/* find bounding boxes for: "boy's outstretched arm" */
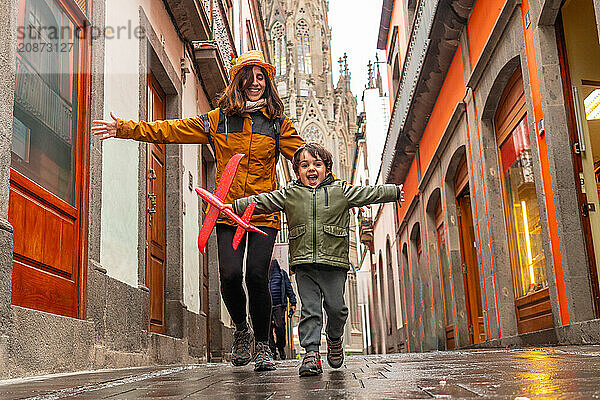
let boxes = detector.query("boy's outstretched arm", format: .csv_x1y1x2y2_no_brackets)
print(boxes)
344,183,404,208
232,188,287,215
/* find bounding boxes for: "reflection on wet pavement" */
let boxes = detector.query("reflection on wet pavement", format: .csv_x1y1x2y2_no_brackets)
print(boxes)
0,346,599,399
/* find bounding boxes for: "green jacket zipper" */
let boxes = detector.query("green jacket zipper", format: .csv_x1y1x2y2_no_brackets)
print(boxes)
312,188,317,263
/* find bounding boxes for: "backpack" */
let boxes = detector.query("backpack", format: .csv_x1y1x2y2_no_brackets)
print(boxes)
199,112,283,160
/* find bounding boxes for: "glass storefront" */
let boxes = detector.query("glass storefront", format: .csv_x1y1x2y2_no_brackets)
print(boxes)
499,115,548,297
12,0,80,205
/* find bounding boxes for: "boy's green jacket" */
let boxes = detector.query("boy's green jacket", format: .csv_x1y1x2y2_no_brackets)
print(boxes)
233,174,401,270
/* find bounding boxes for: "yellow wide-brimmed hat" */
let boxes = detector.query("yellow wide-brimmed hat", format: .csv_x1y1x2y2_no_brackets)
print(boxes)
229,50,276,81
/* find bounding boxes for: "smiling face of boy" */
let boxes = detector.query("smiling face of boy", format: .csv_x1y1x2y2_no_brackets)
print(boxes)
296,150,327,188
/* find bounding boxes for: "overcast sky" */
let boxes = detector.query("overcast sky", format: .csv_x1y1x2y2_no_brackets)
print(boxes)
328,0,389,107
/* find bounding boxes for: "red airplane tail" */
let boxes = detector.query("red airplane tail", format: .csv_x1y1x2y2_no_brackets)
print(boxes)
232,202,266,250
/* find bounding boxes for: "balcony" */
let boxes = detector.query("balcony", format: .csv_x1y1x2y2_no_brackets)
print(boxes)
192,41,229,104
163,0,211,41
190,0,236,105
380,0,475,184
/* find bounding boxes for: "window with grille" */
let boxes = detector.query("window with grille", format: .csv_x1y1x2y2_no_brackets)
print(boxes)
271,21,286,76
296,19,311,74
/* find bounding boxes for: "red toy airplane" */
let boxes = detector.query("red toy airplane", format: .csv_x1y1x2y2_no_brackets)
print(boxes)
195,153,267,255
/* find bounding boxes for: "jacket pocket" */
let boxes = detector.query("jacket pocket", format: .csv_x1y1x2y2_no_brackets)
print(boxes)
322,224,348,259
288,224,307,261
289,224,306,239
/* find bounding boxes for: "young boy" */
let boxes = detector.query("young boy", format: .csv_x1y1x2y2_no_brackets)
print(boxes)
230,143,403,376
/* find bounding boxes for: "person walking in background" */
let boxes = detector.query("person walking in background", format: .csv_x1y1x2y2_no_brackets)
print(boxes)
268,259,297,360
229,143,404,376
91,50,305,372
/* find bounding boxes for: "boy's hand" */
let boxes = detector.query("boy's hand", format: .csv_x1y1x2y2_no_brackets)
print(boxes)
351,205,370,215
398,184,405,206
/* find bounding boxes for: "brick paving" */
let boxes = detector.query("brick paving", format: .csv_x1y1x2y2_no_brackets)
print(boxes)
1,346,599,399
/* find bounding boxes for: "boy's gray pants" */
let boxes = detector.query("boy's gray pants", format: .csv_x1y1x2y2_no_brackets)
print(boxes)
295,264,348,352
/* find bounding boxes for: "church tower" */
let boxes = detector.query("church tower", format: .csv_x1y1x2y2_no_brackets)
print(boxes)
260,0,357,181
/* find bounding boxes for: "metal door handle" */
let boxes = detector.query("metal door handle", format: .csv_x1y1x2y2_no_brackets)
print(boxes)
147,193,157,214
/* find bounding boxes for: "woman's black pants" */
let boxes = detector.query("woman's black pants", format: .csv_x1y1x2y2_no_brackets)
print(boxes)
216,223,278,342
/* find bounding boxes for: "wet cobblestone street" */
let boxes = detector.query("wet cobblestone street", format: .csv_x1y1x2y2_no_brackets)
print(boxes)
1,346,599,399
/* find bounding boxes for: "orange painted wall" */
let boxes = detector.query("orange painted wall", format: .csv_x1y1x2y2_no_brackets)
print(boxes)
419,49,465,171
467,0,506,68
387,0,571,338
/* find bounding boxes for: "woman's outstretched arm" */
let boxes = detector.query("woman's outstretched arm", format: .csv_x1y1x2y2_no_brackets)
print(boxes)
92,110,214,144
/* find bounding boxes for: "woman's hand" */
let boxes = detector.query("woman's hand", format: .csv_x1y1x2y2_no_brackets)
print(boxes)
92,112,118,140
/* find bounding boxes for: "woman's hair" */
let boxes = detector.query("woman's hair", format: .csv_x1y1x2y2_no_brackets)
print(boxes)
217,65,284,119
292,143,334,174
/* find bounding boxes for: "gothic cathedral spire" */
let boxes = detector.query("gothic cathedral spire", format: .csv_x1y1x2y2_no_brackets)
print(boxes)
259,0,357,182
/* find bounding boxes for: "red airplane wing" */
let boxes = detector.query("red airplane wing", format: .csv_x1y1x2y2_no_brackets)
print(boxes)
214,153,244,201
197,154,245,254
232,202,257,250
197,204,219,255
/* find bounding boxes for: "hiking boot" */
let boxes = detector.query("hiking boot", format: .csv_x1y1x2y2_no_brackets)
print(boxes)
299,351,323,376
254,341,276,371
326,336,344,369
231,328,253,366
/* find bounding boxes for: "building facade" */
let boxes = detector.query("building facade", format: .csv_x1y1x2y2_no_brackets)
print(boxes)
375,0,600,352
259,0,363,354
0,0,271,378
352,60,406,355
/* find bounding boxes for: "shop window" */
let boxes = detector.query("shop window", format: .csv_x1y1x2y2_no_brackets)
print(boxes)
495,70,548,298
10,0,88,318
13,0,80,205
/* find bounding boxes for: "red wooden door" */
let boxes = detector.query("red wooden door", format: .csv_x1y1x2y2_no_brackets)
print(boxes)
456,192,485,344
435,203,455,349
9,0,89,318
146,74,166,333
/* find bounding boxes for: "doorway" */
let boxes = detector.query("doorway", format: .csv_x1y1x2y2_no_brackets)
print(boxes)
495,69,553,334
146,73,167,333
455,157,485,344
558,0,600,316
9,0,89,318
435,199,455,349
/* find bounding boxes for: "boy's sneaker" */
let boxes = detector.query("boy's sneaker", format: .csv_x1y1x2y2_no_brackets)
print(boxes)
254,341,276,371
299,351,323,376
326,336,344,369
231,328,253,366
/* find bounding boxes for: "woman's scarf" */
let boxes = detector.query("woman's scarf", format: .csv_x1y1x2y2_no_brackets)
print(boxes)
244,99,267,113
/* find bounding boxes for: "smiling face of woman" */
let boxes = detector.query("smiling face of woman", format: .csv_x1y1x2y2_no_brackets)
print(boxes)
243,66,266,102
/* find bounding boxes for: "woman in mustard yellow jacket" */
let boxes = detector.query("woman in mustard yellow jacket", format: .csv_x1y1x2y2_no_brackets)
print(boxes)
92,50,305,372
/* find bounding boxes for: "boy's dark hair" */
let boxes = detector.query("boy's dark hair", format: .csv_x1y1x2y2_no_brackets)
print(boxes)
292,143,333,174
